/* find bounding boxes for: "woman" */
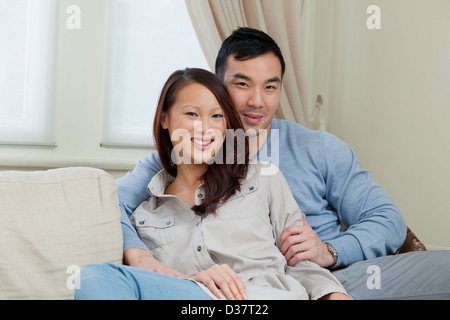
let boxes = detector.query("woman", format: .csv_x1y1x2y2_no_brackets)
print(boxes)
75,68,349,300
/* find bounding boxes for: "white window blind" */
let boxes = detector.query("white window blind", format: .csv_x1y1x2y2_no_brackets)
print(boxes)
102,0,210,147
0,0,57,146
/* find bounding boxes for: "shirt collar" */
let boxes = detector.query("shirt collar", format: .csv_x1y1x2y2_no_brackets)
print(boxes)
146,164,261,208
147,169,175,197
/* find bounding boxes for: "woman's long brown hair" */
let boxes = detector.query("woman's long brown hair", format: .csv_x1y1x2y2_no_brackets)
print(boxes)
153,68,249,215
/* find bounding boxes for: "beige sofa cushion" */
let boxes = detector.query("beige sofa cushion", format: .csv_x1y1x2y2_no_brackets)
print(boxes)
0,167,123,300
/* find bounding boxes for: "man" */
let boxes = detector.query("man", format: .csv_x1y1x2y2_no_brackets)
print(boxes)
118,27,450,299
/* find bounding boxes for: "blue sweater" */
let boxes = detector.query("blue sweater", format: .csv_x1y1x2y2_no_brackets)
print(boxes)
117,119,407,268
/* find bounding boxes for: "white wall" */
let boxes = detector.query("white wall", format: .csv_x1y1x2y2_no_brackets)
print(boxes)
0,0,151,179
314,0,450,247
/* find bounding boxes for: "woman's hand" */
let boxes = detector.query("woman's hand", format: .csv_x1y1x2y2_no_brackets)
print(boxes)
192,264,247,300
124,248,184,277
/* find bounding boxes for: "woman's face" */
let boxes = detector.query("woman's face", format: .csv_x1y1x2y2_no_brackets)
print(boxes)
162,82,227,165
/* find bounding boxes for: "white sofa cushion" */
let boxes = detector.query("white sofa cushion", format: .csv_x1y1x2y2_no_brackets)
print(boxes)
0,167,123,299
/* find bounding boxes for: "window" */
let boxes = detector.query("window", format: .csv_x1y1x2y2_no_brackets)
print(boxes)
102,0,210,147
0,0,57,146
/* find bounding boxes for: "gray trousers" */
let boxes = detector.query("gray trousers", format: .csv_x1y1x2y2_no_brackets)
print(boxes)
332,251,450,300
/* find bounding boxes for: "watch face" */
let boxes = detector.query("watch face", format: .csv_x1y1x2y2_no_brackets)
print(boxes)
326,243,338,268
327,243,337,256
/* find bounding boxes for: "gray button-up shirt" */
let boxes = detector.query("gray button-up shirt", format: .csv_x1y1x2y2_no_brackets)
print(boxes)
131,162,347,300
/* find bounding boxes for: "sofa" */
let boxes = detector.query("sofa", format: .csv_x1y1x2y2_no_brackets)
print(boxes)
0,167,123,300
0,167,426,300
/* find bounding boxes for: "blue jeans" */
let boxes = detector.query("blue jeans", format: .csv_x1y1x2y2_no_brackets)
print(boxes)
74,262,212,300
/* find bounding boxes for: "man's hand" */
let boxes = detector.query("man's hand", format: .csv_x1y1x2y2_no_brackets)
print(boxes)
280,213,335,268
124,248,184,277
191,264,247,300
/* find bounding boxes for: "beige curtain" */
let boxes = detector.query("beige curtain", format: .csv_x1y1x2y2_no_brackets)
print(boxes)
185,0,314,128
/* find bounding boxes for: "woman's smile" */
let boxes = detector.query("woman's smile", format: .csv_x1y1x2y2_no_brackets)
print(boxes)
191,136,215,151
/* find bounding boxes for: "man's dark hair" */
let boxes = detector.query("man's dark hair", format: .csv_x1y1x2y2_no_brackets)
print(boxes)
215,27,286,80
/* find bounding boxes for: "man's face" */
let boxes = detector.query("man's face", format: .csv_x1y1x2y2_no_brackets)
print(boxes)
222,53,282,133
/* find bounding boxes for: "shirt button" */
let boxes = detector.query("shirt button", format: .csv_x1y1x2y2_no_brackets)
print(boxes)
197,246,202,252
139,221,145,225
198,193,204,199
249,186,254,191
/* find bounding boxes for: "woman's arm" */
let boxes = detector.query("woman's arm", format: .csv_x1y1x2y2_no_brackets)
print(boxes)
123,248,183,277
265,165,350,300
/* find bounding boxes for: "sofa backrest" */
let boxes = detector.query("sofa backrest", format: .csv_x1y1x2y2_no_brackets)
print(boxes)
0,167,123,300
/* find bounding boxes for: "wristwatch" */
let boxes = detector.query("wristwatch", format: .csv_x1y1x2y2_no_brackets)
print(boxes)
325,242,338,268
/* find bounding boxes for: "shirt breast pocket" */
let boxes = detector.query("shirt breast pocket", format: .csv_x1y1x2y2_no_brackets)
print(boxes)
134,214,175,250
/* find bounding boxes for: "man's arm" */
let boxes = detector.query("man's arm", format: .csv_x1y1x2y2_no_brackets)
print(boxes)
280,131,407,269
319,132,407,267
117,151,163,254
